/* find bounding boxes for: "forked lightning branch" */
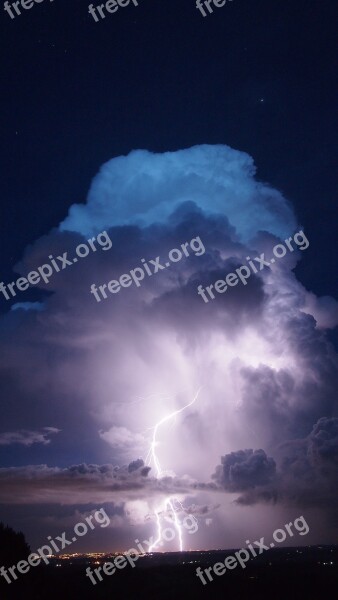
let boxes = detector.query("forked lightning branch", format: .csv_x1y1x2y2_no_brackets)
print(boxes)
145,389,201,552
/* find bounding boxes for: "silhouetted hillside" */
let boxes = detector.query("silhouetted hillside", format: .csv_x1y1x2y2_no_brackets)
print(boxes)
0,522,30,566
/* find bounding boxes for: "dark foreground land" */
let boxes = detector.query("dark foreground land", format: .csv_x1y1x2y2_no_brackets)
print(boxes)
1,546,337,600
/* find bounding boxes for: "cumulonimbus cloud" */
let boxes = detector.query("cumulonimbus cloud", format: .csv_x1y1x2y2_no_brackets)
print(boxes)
1,144,337,545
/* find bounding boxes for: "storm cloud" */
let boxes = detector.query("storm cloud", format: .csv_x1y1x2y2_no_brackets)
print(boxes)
1,144,337,549
212,449,276,492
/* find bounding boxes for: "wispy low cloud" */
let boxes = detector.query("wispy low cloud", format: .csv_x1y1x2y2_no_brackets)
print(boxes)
0,427,60,447
0,460,197,505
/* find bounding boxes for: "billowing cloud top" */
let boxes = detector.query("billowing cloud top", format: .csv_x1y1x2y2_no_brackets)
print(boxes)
60,145,296,241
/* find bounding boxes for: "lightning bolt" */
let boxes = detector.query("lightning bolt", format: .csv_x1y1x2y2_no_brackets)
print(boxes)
146,388,201,552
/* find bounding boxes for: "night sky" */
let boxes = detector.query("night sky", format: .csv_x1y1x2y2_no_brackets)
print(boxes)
0,0,337,554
